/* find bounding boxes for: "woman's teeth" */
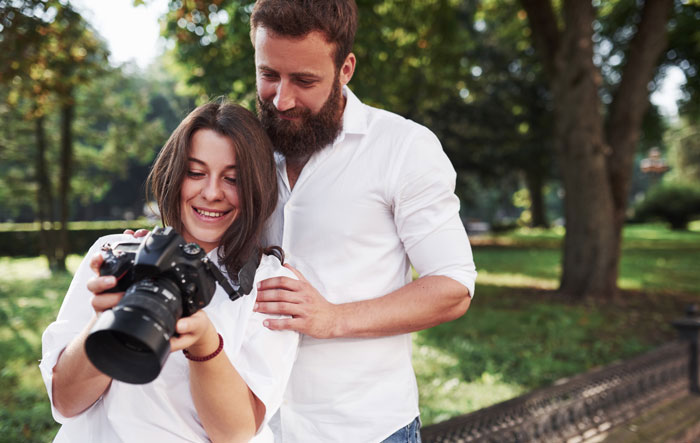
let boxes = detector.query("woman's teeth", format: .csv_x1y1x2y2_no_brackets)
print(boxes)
195,208,225,217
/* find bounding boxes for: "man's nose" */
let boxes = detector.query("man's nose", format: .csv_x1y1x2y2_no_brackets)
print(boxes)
273,81,295,112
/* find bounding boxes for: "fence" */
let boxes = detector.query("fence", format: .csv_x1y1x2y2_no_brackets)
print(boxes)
421,306,700,443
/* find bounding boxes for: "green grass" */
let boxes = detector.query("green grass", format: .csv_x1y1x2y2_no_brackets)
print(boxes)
0,256,83,442
2,222,700,436
413,222,700,425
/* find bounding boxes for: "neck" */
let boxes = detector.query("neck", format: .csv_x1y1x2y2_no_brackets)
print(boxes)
286,157,308,190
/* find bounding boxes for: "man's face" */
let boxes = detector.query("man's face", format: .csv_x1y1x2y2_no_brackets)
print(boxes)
254,27,355,161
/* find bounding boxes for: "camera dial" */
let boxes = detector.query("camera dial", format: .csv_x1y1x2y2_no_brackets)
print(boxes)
182,243,202,256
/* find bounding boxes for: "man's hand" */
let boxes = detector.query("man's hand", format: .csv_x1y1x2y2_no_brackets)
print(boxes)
255,264,340,339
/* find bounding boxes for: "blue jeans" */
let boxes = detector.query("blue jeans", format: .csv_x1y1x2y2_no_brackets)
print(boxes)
381,416,421,443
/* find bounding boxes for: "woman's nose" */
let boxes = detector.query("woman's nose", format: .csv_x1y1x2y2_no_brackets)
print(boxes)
202,178,224,201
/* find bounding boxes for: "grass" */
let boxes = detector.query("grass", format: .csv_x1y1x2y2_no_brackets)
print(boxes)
0,256,82,442
413,222,700,425
1,222,699,437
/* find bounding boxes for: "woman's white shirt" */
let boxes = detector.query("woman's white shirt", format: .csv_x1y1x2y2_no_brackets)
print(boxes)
39,234,299,443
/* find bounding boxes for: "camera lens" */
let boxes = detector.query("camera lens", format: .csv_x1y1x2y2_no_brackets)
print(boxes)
85,277,184,384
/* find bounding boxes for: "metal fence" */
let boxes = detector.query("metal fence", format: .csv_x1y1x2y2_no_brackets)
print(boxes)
421,309,700,443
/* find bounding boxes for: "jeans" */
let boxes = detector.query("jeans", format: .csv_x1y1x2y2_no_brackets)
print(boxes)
381,416,421,443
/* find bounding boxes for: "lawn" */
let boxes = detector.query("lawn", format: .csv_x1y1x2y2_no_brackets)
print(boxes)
1,223,699,439
413,222,700,425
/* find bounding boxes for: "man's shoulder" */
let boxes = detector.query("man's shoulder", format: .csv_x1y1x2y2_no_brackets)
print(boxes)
363,102,422,131
359,104,440,154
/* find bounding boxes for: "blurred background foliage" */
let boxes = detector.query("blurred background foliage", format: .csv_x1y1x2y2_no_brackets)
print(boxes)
1,0,699,260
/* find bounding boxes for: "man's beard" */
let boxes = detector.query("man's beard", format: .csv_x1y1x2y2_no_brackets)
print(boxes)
257,78,344,163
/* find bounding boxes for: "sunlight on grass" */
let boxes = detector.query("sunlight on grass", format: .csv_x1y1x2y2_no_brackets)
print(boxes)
476,271,558,289
0,258,74,442
413,336,524,425
0,255,82,281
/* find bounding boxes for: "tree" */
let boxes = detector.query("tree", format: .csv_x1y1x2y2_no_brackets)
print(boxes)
0,0,165,270
517,0,676,298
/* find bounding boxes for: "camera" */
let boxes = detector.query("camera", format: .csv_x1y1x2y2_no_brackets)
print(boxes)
85,226,248,384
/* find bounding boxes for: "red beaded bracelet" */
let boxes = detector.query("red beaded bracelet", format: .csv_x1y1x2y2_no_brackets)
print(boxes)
183,333,224,362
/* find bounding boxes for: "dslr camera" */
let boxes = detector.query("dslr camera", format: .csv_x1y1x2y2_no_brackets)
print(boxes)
84,226,251,384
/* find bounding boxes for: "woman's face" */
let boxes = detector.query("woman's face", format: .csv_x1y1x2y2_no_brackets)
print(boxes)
179,129,240,253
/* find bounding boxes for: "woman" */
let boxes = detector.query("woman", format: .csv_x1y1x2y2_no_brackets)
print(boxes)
40,102,298,442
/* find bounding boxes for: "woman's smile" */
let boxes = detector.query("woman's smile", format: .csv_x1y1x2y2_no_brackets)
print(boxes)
180,129,240,252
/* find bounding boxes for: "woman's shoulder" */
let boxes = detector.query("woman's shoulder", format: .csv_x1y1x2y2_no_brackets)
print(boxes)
255,254,296,282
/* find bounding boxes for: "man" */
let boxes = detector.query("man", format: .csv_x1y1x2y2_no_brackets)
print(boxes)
250,1,477,442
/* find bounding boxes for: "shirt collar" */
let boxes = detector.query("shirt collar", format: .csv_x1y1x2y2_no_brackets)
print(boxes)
273,86,368,181
340,86,369,136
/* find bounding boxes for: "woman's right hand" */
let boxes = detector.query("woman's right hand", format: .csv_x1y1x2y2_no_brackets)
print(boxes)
86,253,125,313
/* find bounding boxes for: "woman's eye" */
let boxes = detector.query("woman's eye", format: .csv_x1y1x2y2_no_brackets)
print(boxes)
225,177,237,185
187,170,205,178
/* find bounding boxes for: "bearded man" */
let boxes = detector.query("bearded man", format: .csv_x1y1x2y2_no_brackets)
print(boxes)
251,1,477,442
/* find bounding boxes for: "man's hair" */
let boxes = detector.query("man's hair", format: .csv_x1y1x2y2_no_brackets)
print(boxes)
146,101,279,277
250,0,358,69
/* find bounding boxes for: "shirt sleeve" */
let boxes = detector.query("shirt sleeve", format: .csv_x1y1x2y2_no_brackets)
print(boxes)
391,126,477,297
39,235,127,423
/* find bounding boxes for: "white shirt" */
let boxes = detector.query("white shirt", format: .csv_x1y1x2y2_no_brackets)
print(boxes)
40,234,299,443
265,87,477,442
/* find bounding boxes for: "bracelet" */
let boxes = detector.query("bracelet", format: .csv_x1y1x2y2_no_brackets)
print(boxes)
183,333,223,362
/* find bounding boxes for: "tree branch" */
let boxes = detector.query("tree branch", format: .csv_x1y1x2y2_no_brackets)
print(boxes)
606,0,674,213
519,0,560,81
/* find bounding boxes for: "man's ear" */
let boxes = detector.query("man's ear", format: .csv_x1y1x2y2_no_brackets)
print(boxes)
339,52,356,86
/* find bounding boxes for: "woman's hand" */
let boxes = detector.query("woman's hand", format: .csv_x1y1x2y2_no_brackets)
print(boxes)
85,253,125,313
170,311,218,356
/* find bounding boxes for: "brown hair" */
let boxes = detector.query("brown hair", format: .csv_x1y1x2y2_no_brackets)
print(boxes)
146,101,281,278
250,0,358,69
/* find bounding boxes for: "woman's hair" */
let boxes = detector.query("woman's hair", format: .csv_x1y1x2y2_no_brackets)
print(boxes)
146,101,280,278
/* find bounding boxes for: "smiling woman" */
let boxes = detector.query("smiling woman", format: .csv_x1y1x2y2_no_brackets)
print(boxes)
180,129,240,253
40,101,299,443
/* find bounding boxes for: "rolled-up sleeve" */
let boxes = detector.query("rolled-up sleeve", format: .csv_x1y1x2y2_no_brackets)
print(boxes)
392,127,477,297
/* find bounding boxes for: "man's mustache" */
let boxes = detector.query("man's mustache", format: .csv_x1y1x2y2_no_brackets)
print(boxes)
260,100,309,120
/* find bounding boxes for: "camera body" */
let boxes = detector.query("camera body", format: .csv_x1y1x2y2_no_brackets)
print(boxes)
99,226,223,316
85,226,242,384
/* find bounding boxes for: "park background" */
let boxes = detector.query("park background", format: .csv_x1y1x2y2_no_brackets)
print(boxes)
1,0,700,441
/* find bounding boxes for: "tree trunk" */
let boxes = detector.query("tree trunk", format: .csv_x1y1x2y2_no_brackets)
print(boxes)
525,169,548,228
56,97,74,273
35,114,59,270
521,0,674,299
553,1,618,298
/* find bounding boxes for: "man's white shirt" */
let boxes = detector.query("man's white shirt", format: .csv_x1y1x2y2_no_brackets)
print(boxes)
265,87,477,442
